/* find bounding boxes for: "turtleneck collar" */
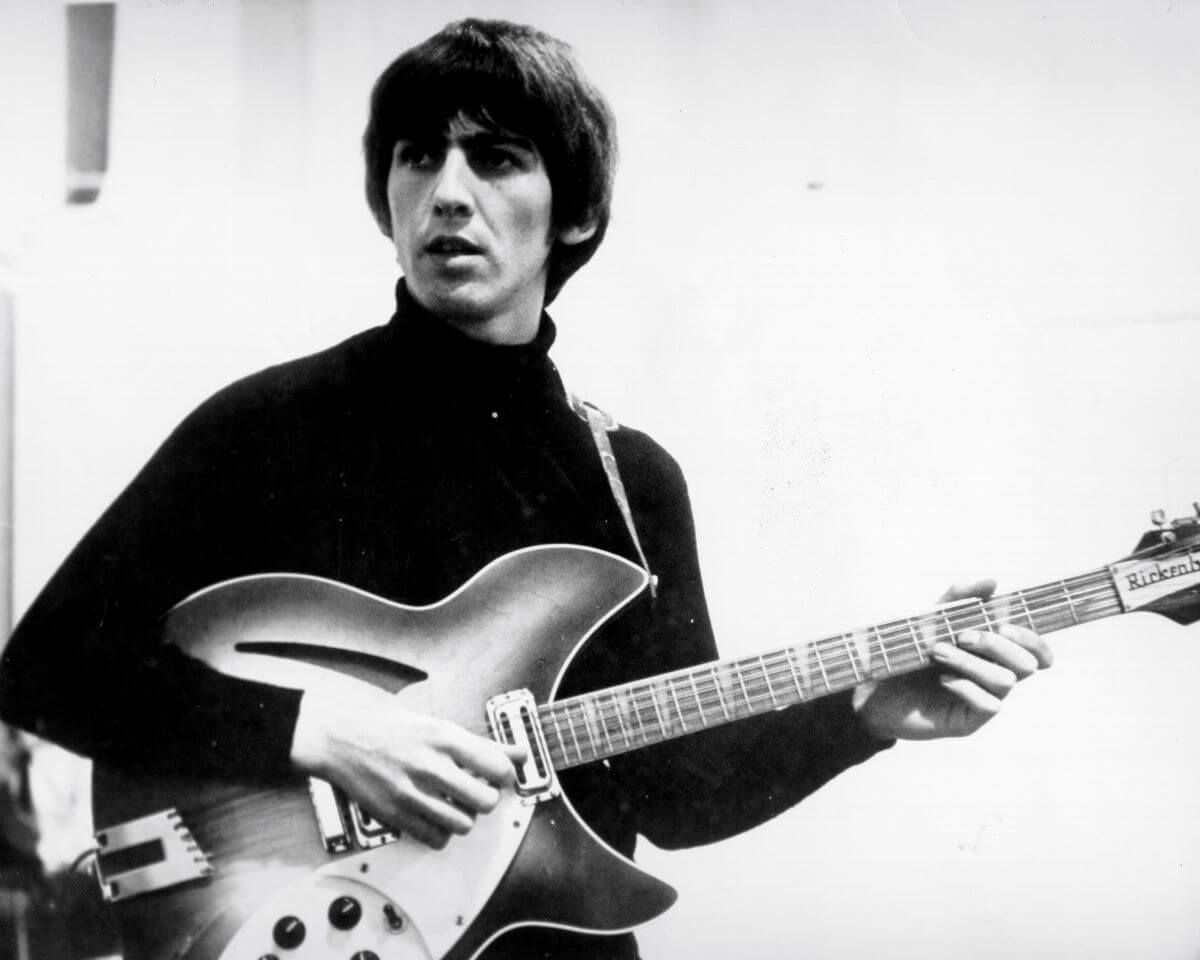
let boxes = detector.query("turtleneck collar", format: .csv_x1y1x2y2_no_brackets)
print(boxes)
383,279,564,408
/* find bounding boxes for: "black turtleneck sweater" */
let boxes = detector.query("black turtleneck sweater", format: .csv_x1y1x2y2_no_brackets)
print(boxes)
0,285,888,958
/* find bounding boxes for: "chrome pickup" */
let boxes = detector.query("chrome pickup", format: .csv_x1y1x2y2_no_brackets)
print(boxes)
486,688,556,800
307,777,399,852
347,800,400,849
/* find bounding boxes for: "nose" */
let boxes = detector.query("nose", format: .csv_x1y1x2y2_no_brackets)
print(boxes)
431,148,474,220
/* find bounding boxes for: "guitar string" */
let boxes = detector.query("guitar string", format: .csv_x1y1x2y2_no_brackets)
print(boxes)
547,594,1115,766
563,573,1118,728
542,575,1122,767
548,601,1122,768
547,582,1123,765
547,580,1118,742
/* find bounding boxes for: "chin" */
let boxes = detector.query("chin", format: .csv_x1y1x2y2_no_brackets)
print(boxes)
409,278,494,322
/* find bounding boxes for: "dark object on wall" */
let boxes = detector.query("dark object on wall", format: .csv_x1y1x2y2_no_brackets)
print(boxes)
66,3,116,205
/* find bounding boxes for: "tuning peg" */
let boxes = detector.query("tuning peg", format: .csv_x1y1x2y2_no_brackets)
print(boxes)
1151,509,1167,527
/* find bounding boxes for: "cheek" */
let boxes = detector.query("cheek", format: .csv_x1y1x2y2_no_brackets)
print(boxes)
494,173,555,250
512,193,556,250
386,171,420,224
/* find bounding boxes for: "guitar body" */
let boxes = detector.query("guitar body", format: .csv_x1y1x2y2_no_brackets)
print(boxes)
93,545,676,960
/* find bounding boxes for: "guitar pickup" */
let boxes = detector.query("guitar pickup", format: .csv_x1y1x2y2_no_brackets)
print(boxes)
486,689,556,800
346,801,400,849
308,777,399,851
308,778,352,853
95,808,212,902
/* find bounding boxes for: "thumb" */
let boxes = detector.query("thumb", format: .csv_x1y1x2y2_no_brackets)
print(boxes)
938,577,997,604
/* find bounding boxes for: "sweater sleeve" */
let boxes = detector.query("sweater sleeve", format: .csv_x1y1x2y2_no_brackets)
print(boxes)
0,387,303,782
604,435,893,849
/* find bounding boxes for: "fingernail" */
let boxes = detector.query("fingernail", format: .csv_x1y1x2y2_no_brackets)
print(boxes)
958,630,979,648
933,641,955,660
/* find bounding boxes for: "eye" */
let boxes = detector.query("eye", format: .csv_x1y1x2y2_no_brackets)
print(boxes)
473,147,519,172
394,142,437,169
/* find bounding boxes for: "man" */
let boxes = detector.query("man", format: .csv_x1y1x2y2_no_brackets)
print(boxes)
0,19,1050,959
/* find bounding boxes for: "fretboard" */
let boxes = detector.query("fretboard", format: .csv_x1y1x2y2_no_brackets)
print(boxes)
540,567,1121,771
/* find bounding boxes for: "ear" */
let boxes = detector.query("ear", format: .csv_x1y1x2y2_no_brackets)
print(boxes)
557,219,599,246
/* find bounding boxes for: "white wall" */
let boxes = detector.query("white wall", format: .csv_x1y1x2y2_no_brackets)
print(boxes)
2,0,1199,956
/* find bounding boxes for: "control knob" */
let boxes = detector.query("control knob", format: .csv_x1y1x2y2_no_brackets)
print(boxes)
271,916,306,950
328,895,363,930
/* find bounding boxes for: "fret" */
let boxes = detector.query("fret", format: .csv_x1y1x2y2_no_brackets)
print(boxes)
712,666,732,721
646,680,670,737
549,709,576,766
669,681,689,732
579,699,603,755
733,664,752,713
1015,590,1035,631
839,633,862,682
976,598,996,632
784,647,807,700
871,624,893,675
567,708,586,763
939,609,957,646
611,694,632,748
758,655,779,708
811,642,832,692
627,686,650,744
687,673,709,726
1059,581,1080,625
905,618,927,663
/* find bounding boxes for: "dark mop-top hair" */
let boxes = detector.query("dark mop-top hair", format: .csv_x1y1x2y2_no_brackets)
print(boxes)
363,19,618,304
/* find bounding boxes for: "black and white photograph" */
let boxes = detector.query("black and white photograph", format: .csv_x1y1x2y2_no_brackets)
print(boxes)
0,2,1198,958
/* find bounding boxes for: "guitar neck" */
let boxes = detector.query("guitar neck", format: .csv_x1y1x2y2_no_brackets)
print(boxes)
541,566,1122,771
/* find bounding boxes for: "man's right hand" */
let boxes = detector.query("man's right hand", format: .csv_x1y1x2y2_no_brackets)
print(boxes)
290,689,526,849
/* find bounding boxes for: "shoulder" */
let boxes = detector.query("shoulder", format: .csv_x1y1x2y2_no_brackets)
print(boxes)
207,325,389,417
580,406,689,507
172,324,392,443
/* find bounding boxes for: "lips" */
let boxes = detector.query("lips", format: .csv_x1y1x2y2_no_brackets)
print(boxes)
426,235,483,255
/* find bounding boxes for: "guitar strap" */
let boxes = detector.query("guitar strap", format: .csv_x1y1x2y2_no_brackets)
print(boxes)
567,391,659,600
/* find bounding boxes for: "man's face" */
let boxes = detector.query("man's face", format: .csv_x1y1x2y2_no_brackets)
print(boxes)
387,114,560,343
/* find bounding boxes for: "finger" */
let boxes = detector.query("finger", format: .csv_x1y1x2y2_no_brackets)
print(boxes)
444,731,523,787
939,577,997,604
500,740,529,767
396,812,453,849
418,758,502,815
956,629,1040,679
997,623,1054,669
362,801,452,849
932,641,1018,698
396,780,477,836
937,673,1002,730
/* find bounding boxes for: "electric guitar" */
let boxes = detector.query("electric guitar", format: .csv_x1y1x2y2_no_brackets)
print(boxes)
93,509,1200,960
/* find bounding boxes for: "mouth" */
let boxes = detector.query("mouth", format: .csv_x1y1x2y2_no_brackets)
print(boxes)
425,236,484,256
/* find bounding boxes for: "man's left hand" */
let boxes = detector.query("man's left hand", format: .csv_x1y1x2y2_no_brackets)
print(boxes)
852,578,1053,741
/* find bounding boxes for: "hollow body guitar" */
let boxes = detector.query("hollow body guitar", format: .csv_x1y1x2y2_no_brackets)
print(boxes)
93,518,1200,960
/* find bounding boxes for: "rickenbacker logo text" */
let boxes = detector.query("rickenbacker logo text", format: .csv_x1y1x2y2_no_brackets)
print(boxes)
1124,553,1200,591
1112,549,1200,613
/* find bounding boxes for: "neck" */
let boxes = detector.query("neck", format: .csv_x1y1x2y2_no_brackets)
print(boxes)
540,566,1123,771
443,308,540,345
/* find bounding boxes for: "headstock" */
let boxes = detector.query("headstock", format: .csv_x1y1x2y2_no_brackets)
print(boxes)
1111,506,1200,624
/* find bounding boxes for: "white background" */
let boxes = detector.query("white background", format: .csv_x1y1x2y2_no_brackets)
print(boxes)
2,1,1200,957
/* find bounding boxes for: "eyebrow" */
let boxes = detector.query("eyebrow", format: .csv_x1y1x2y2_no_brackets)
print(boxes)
397,131,537,153
463,132,536,152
